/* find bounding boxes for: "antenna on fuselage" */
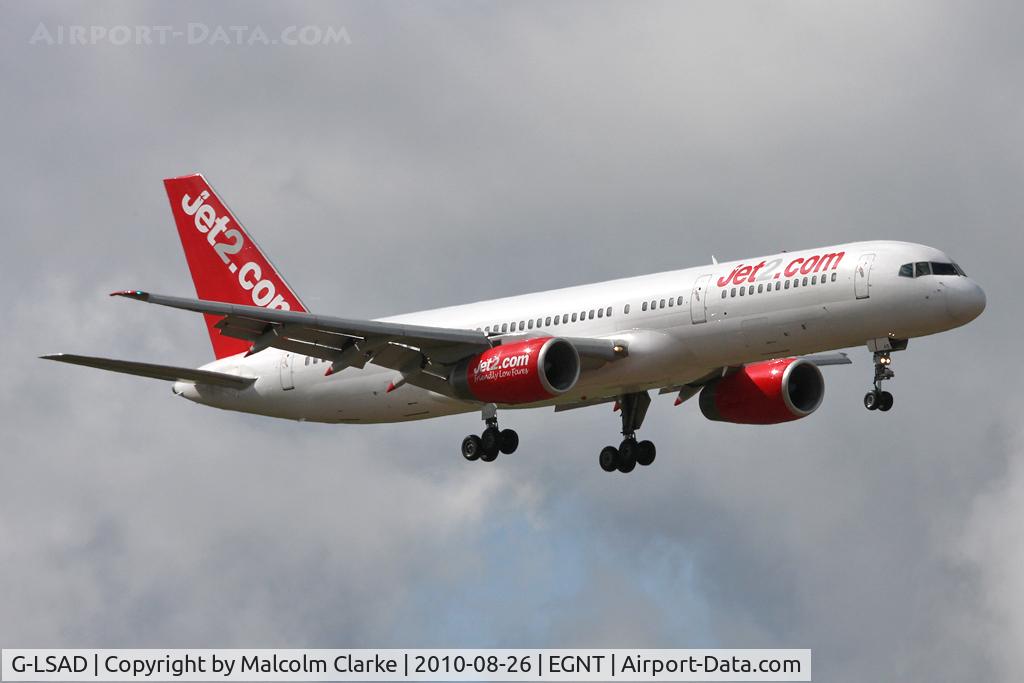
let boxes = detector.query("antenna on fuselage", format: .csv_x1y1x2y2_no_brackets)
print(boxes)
711,255,718,264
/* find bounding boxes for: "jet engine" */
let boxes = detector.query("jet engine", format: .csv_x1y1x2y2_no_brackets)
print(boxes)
450,337,580,404
699,358,824,424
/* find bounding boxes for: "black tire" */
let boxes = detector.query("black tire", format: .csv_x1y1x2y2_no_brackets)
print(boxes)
864,392,879,411
499,429,519,454
599,446,618,472
480,446,498,462
636,440,656,466
879,391,894,412
481,426,501,454
461,435,482,461
617,439,638,473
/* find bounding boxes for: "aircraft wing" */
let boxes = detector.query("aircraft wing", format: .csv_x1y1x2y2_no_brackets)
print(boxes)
40,353,255,389
111,291,627,394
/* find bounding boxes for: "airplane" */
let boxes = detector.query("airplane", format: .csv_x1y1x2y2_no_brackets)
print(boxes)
42,174,987,473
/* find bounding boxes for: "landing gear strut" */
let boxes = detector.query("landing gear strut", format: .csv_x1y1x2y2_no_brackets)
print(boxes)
864,350,895,412
599,391,656,473
461,403,518,462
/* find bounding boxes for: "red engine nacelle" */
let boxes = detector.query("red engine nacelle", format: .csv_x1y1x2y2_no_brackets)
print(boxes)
450,337,581,404
699,358,825,424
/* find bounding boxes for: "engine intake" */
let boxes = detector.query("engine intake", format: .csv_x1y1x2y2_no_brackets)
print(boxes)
451,337,580,405
699,357,824,424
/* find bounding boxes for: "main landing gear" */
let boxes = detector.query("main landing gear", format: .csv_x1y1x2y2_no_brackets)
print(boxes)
461,403,519,462
599,391,656,474
864,350,895,412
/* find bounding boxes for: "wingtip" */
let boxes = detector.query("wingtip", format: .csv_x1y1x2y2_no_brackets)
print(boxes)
110,290,149,301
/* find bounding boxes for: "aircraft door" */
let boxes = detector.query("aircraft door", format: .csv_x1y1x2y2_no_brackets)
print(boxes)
690,274,712,324
855,253,875,299
279,352,296,390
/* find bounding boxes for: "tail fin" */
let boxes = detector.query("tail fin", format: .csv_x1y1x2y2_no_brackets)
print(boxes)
163,174,307,359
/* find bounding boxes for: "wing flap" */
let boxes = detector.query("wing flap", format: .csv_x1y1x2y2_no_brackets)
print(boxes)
40,354,255,389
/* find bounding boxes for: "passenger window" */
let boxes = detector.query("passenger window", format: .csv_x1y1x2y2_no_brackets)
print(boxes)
606,306,612,317
811,275,817,285
501,323,508,333
775,281,781,291
660,299,665,309
588,310,595,319
597,308,603,318
305,356,310,366
757,284,763,293
784,280,790,289
572,313,578,322
731,287,737,297
624,304,631,314
915,262,931,277
898,263,914,278
748,285,754,295
545,316,552,326
668,297,674,307
793,279,799,288
642,302,648,311
721,290,727,299
802,277,808,286
528,319,534,329
831,273,837,282
677,296,683,306
739,287,745,296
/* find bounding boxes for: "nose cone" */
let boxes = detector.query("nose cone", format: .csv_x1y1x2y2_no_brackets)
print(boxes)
946,280,986,325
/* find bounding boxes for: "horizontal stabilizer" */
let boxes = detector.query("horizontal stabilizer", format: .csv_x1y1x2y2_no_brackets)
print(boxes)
39,354,255,389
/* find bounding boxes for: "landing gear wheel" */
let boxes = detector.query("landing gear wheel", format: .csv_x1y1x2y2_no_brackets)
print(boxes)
636,440,656,467
461,435,482,461
481,426,501,454
617,439,638,473
599,446,618,472
498,429,519,455
878,391,894,412
864,392,879,411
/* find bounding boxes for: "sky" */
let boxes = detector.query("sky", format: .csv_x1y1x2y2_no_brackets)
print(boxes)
1,1,1022,681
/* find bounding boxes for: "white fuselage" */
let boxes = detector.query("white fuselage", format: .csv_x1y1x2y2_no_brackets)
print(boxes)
175,240,985,423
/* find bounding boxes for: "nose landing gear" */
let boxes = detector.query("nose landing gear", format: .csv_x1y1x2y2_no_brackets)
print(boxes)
461,403,519,462
599,391,656,473
864,350,895,412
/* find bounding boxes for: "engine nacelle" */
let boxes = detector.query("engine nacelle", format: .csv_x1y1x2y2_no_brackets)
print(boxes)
451,337,580,404
699,358,824,424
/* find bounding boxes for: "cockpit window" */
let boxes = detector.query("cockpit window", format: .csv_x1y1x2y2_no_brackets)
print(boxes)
902,261,965,278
